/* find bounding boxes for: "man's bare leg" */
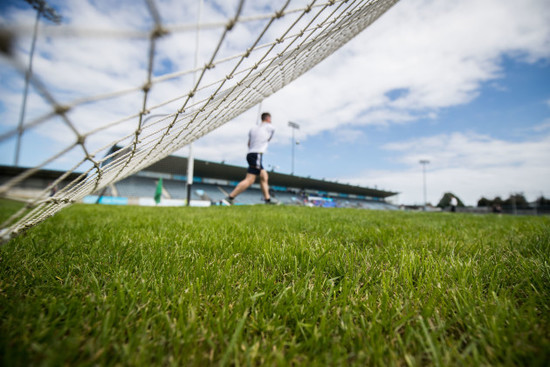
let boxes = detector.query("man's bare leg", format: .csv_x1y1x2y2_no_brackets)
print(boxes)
259,169,270,201
229,173,256,199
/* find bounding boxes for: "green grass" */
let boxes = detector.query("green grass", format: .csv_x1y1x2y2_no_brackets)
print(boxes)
1,201,549,366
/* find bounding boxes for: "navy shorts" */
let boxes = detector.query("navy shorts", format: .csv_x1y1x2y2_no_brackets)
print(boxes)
246,153,263,175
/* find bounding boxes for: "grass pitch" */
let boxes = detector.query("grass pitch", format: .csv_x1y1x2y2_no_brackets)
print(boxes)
1,201,549,366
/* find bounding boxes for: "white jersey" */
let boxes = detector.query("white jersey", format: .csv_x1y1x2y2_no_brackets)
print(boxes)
248,122,275,153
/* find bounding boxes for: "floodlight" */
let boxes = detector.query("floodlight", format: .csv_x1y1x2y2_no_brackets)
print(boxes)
288,121,300,174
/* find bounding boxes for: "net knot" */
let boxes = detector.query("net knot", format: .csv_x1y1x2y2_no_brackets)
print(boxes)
276,37,283,44
76,135,86,145
142,82,152,92
244,48,251,57
328,0,336,5
305,4,313,13
54,105,70,115
151,25,169,39
49,197,73,204
225,74,233,80
226,18,236,31
205,62,215,70
274,10,284,19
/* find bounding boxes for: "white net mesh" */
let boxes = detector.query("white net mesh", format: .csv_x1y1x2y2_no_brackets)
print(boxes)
0,0,399,242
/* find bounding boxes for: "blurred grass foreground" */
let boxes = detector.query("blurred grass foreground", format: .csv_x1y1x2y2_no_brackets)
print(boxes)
1,200,549,366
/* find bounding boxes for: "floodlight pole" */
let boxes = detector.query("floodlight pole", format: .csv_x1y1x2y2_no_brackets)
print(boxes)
419,159,430,210
288,121,300,175
14,0,62,167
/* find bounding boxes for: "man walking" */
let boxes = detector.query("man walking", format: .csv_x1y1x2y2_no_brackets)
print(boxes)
450,195,458,212
224,112,276,205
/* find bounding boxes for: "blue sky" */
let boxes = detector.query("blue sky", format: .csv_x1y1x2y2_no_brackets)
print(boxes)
269,58,550,178
262,58,550,204
1,0,549,206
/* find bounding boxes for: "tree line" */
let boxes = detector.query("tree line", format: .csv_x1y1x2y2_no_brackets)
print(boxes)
477,194,550,209
436,192,550,212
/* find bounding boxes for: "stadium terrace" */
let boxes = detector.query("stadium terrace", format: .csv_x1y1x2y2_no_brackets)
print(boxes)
0,152,398,210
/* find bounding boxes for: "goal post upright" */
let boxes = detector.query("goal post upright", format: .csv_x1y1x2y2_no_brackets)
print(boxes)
186,0,203,207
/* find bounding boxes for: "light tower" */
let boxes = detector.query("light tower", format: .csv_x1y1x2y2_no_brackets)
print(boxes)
288,121,300,175
14,0,62,166
419,159,430,210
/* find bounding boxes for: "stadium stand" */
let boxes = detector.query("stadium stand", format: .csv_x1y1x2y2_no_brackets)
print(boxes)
115,176,158,199
0,148,399,210
193,182,226,202
0,165,81,200
161,179,188,200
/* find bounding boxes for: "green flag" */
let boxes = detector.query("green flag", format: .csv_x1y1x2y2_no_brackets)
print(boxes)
154,178,163,204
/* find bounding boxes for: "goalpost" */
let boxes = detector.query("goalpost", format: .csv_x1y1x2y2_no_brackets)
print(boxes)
0,0,399,242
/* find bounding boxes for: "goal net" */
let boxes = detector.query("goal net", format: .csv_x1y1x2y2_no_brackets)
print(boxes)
0,0,399,242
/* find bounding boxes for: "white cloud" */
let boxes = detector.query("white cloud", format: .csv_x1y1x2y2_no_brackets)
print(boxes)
263,0,550,140
383,131,550,169
532,119,550,132
331,128,367,145
346,132,550,205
